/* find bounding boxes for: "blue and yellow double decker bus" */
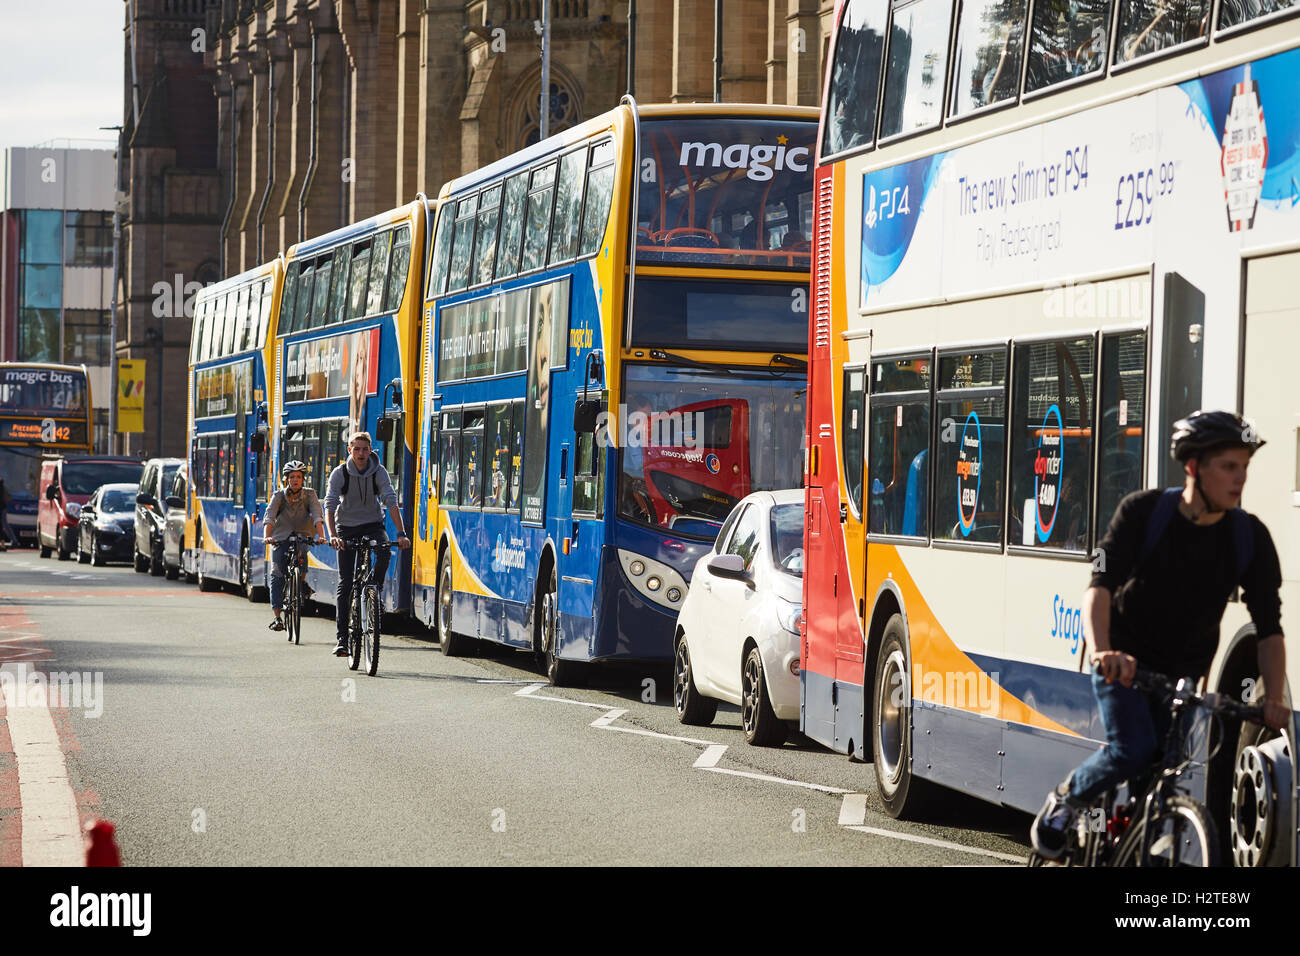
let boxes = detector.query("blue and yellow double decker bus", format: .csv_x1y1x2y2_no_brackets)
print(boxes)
272,199,434,615
184,261,281,593
415,102,818,685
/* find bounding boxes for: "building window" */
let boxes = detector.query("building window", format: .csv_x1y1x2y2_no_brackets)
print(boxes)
65,211,113,267
63,310,112,366
520,79,581,148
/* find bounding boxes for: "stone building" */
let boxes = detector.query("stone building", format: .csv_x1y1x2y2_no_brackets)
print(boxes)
118,0,833,455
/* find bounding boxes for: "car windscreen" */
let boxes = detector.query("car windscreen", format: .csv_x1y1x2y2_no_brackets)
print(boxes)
98,489,136,513
62,462,145,495
769,502,804,577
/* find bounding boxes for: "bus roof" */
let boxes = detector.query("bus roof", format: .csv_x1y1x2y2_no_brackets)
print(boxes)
195,258,281,301
287,198,436,261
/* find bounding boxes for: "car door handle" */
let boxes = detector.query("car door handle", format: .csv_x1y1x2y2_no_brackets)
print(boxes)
702,581,712,591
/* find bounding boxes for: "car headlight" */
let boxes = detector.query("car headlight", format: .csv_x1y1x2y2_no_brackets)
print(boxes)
776,598,802,636
65,503,81,518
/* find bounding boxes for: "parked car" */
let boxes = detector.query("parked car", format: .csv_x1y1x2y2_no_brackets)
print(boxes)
77,483,140,566
133,457,184,575
39,456,145,560
161,463,189,581
672,489,805,746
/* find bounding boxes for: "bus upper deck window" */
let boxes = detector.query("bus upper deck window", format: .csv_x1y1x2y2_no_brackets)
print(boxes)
822,0,889,157
879,0,953,139
950,0,1028,117
1025,0,1112,93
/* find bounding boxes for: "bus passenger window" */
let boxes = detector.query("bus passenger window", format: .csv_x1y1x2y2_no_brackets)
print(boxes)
474,185,503,287
1114,0,1207,63
933,350,1007,544
308,257,331,329
842,367,866,516
580,144,615,257
522,163,557,273
439,410,462,506
1008,337,1095,552
1025,0,1111,93
326,246,350,326
386,226,412,312
1219,0,1298,29
548,150,587,265
496,173,529,281
449,199,478,293
573,414,605,517
1095,331,1146,542
880,0,953,139
257,277,274,344
508,399,525,511
222,288,240,355
487,403,513,509
367,231,392,317
867,356,932,537
348,241,372,320
950,0,1028,117
823,0,889,156
428,213,454,300
461,410,485,509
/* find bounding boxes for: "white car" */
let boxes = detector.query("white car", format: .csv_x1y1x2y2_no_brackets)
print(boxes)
672,489,804,746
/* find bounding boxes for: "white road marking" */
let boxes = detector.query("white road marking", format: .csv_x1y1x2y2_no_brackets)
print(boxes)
476,679,548,684
693,744,728,768
0,672,83,866
838,792,868,826
701,765,854,794
846,826,1025,864
590,711,718,745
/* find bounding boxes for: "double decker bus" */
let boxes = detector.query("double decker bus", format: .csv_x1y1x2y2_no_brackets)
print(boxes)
807,0,1300,864
415,102,817,685
184,260,281,593
272,199,434,614
0,362,94,545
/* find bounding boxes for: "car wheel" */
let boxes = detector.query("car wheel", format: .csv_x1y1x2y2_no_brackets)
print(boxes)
90,532,105,568
742,646,787,747
673,632,717,726
149,538,165,576
436,555,469,656
56,533,71,561
872,614,939,819
134,547,148,573
164,543,179,580
537,565,585,687
77,532,90,564
39,539,51,558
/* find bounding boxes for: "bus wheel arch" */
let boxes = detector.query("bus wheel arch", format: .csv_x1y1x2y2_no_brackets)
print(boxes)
862,586,906,764
436,537,470,657
241,522,267,603
533,546,585,687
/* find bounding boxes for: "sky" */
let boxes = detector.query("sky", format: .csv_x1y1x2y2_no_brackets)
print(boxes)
0,1,125,151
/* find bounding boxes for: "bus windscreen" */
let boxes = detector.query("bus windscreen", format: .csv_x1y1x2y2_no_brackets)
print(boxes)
637,117,816,270
0,367,88,416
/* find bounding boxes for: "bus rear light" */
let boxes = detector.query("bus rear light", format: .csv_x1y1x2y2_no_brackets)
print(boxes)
645,576,662,592
629,560,645,576
666,587,682,603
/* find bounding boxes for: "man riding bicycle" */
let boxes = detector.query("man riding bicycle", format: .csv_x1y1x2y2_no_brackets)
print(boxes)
263,460,328,631
1032,410,1290,859
323,431,410,657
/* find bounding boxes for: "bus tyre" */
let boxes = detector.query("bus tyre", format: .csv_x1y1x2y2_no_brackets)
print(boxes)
241,538,267,602
539,566,585,688
1113,795,1219,867
195,529,219,593
872,615,939,819
674,633,717,726
742,646,787,746
437,556,469,657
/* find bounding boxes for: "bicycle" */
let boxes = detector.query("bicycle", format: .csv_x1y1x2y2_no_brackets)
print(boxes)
281,533,316,646
343,536,395,677
1029,665,1265,867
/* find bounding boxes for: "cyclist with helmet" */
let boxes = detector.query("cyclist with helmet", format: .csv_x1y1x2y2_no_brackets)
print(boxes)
1032,410,1289,859
263,460,327,632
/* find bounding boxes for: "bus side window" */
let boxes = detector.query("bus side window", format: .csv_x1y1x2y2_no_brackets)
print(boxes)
508,399,525,512
367,231,393,316
448,199,478,293
428,211,455,299
842,366,866,516
473,185,503,288
867,356,932,537
326,246,350,327
548,149,587,265
579,141,615,258
496,173,529,281
1095,330,1146,542
280,261,300,337
348,240,372,321
573,404,605,517
461,410,485,509
522,162,557,273
323,422,341,496
386,226,412,312
303,423,321,497
439,409,462,507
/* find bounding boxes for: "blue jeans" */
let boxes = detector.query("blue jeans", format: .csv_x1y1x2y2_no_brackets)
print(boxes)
269,543,292,611
1068,670,1174,803
335,523,390,641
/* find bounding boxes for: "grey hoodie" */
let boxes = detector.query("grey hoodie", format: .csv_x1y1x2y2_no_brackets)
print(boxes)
324,455,398,529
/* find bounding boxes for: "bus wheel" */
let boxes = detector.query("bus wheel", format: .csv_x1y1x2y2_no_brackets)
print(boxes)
241,538,267,602
437,556,470,656
539,566,585,688
196,527,219,593
872,614,938,819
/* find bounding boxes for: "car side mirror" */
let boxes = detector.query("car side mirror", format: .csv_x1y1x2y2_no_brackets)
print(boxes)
165,496,184,510
136,492,158,510
45,484,59,500
81,505,95,517
706,553,754,587
573,400,600,433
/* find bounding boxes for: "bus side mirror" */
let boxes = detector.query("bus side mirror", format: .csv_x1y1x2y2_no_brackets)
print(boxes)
376,416,395,443
250,432,266,454
573,400,600,433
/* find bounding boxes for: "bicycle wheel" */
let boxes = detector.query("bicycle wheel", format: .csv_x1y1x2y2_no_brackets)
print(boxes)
285,570,298,644
1112,795,1220,867
362,584,380,677
348,583,363,671
292,570,304,645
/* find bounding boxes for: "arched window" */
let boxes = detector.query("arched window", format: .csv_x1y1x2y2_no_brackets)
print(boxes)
513,71,582,149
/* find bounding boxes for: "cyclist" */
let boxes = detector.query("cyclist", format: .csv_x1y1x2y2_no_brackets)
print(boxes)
1031,410,1289,859
323,431,410,656
263,460,327,631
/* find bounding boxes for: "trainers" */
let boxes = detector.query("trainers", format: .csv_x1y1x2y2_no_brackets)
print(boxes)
1031,786,1077,860
268,619,285,632
333,639,349,657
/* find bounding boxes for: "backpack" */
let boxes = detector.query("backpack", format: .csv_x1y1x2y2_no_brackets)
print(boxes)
340,467,380,499
1138,487,1255,584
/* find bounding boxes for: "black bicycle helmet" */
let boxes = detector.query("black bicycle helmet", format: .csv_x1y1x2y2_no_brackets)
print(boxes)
1170,410,1265,462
